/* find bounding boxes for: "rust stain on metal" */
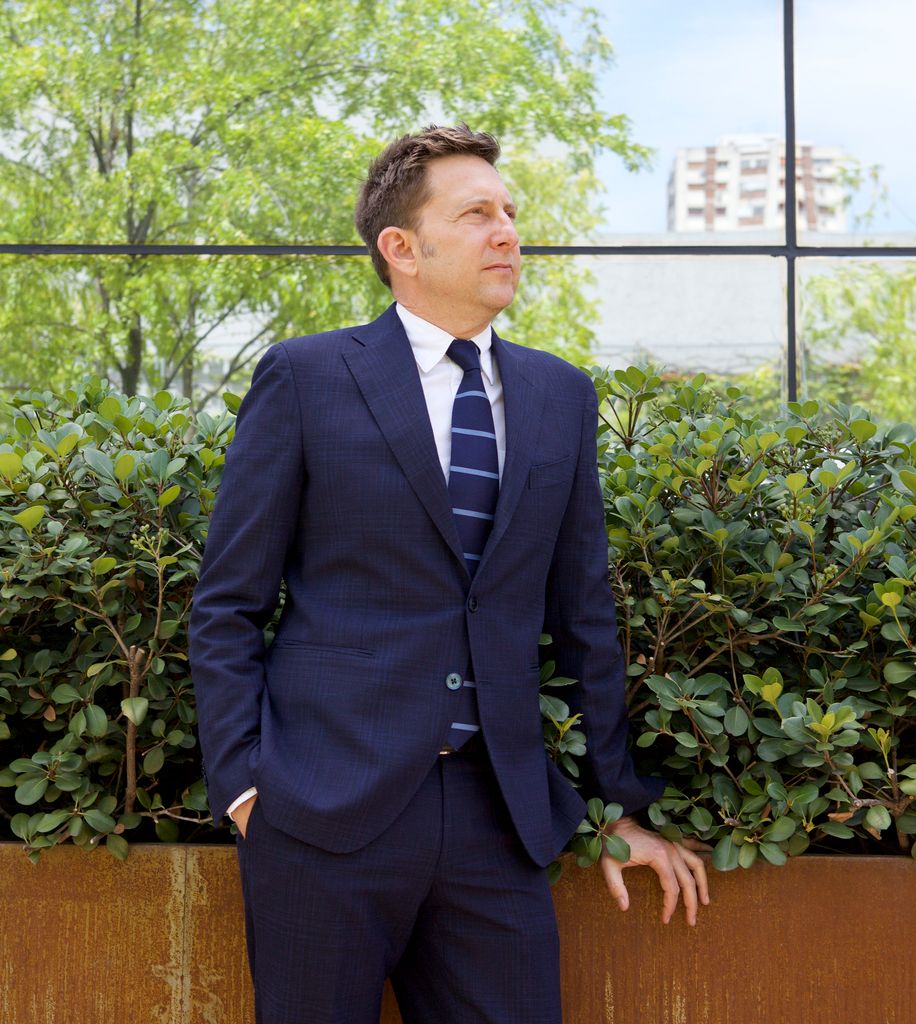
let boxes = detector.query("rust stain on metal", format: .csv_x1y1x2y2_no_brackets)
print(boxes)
148,847,191,1022
1,846,912,1023
184,846,254,1023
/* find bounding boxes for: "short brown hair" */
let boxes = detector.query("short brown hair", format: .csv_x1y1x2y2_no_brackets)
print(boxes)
355,124,501,287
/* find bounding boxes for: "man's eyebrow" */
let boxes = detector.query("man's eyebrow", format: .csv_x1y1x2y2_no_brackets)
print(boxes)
457,196,518,213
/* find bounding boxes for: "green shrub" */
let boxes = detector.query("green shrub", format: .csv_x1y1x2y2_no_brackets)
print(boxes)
585,366,915,868
1,371,913,866
0,379,235,859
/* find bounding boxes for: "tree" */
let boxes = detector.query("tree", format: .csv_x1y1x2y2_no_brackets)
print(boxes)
0,0,650,401
801,261,916,423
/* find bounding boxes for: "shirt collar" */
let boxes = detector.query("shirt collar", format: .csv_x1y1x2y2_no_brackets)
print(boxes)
396,303,495,383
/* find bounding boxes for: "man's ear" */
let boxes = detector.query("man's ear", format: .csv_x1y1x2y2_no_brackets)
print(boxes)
377,226,418,281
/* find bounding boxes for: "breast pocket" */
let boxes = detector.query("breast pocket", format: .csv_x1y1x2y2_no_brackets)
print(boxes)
528,454,574,489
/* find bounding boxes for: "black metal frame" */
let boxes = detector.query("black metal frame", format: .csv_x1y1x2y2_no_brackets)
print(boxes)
2,0,914,401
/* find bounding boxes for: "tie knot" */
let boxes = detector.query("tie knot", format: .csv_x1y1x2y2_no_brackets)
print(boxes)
447,339,481,374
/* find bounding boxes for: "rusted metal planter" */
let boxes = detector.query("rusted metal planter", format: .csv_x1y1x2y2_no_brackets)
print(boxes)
0,843,911,1023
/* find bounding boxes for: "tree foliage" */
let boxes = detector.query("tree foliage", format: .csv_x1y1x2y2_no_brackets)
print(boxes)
801,261,916,424
0,0,648,399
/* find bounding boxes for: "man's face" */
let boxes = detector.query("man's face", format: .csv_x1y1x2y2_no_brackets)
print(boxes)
410,154,521,329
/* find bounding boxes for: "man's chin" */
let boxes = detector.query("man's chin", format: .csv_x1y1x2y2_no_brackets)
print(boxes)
483,284,518,314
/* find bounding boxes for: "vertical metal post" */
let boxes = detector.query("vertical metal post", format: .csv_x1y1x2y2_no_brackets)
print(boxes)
784,0,798,402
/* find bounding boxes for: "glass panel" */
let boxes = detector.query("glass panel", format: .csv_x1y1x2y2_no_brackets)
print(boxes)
595,2,785,244
798,257,916,423
520,255,788,412
795,0,916,244
1,254,788,414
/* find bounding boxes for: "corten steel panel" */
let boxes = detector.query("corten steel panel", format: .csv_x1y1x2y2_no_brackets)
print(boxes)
550,855,915,1024
1,845,913,1023
0,843,189,1023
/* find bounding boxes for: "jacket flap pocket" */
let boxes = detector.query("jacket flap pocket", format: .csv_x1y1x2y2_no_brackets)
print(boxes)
528,454,574,489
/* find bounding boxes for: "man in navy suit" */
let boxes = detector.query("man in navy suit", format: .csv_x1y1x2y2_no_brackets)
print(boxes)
190,124,707,1024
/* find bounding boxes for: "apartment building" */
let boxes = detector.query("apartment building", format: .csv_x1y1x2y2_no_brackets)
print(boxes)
667,134,848,233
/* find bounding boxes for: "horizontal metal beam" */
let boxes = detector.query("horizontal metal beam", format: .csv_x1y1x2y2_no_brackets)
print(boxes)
1,242,915,258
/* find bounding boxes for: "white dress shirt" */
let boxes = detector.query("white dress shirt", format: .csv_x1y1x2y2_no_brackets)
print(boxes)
226,304,507,822
395,303,506,483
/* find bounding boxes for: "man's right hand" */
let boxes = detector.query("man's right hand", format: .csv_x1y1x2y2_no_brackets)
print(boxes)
230,793,258,838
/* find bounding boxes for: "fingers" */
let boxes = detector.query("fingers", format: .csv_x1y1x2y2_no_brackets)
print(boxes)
231,795,257,839
599,855,630,913
680,845,710,908
600,822,711,925
648,854,681,925
668,848,698,926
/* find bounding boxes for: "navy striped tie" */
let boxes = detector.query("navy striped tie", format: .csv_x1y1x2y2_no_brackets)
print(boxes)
441,339,498,752
447,339,499,575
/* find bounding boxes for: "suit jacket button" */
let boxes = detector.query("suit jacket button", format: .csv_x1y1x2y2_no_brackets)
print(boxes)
467,596,479,612
446,673,463,690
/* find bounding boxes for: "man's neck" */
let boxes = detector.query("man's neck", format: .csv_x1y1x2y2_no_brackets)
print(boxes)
393,297,494,340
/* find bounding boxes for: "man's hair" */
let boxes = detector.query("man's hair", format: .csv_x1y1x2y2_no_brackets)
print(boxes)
355,123,501,287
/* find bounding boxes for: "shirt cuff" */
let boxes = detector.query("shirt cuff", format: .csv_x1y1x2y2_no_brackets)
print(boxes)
226,787,258,820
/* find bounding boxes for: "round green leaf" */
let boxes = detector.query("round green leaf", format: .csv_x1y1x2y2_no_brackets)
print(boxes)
762,816,796,843
673,731,699,749
688,806,714,832
37,809,72,833
155,818,180,843
13,505,45,533
158,484,181,507
883,661,915,685
849,419,877,443
84,704,108,737
83,809,116,833
121,696,149,727
738,842,758,869
712,835,740,871
114,453,136,481
105,834,130,860
759,841,787,866
51,684,81,703
586,797,604,825
98,396,121,421
602,834,631,863
15,775,49,805
865,805,892,832
56,432,80,457
724,706,749,736
143,746,165,775
0,452,23,478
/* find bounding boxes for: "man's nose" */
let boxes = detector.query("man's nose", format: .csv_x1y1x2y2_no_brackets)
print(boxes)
493,213,519,248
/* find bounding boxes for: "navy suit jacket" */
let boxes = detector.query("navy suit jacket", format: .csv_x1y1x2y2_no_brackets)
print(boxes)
189,304,663,867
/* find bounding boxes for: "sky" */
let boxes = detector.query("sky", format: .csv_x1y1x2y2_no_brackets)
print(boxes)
589,0,916,236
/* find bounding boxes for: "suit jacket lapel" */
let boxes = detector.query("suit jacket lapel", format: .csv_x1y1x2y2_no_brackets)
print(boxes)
343,305,469,575
476,332,546,576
